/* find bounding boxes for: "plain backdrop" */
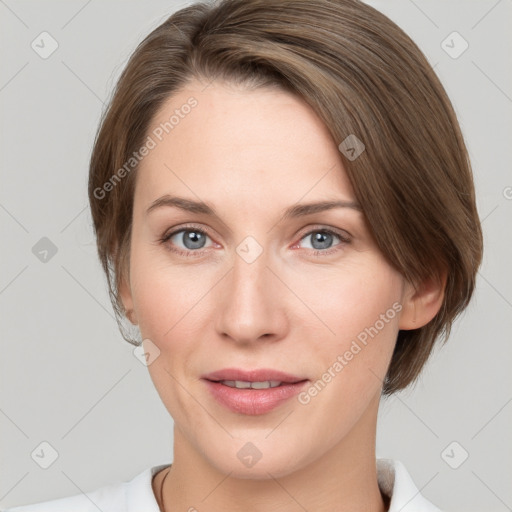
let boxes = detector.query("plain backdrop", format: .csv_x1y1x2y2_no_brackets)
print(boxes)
1,1,511,511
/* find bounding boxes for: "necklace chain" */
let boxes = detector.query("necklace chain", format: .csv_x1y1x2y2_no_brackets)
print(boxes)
159,467,171,512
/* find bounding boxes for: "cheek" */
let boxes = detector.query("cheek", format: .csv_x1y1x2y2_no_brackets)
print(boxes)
296,260,403,342
292,275,401,442
129,243,214,341
297,261,403,393
130,254,207,421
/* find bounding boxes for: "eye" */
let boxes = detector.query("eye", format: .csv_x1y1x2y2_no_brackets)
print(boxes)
296,228,350,256
159,224,351,258
160,225,215,257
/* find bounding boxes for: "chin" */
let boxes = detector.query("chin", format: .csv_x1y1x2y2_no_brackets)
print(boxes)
203,437,314,480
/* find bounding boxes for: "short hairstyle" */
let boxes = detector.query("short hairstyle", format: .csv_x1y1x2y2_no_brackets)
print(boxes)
88,0,483,395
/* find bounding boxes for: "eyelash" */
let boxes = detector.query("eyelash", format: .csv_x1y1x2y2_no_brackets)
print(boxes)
158,223,351,258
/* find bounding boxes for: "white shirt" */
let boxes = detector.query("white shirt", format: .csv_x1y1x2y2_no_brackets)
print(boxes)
3,459,441,511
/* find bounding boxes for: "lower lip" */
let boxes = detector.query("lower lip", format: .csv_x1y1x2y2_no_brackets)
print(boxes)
203,379,309,415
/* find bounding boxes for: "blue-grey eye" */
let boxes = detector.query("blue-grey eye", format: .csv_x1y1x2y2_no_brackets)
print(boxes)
300,230,343,251
169,229,210,250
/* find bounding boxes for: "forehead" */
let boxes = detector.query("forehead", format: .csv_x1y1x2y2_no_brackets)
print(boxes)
135,79,356,209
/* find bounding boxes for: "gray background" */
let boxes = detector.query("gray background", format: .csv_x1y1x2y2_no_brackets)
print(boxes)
1,0,511,510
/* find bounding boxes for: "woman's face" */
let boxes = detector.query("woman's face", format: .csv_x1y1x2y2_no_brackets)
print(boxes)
123,79,411,478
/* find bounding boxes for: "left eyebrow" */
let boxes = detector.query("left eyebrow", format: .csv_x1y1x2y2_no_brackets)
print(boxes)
146,194,362,220
281,199,362,220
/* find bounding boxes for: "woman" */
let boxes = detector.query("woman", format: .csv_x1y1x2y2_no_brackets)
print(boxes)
5,0,482,510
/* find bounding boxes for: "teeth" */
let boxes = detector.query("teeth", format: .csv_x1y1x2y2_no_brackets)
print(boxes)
220,380,282,389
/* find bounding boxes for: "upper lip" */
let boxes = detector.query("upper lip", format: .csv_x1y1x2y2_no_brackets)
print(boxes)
202,368,308,384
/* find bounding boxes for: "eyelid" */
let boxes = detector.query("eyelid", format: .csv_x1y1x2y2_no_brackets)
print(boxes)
295,224,352,243
162,223,352,241
161,222,215,241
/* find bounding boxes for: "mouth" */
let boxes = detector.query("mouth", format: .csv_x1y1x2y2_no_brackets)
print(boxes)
201,368,309,415
206,379,307,389
202,367,307,384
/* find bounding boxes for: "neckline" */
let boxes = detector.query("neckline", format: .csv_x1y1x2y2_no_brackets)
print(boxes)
150,462,393,511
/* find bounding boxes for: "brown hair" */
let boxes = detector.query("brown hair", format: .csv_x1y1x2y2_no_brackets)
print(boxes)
88,0,483,395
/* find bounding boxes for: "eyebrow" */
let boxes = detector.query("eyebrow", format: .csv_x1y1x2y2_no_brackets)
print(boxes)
146,195,362,220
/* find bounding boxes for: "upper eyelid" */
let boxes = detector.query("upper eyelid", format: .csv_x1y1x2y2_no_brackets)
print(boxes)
163,223,215,241
163,223,351,244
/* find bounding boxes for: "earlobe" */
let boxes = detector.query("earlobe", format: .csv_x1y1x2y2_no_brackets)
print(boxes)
119,275,138,325
125,308,138,325
399,271,447,330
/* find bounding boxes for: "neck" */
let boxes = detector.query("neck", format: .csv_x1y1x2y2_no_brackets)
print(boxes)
159,392,388,512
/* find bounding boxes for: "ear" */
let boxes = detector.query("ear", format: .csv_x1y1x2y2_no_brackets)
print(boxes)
399,271,447,330
119,272,138,326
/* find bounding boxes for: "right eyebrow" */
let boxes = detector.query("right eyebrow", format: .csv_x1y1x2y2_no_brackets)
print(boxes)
146,195,214,216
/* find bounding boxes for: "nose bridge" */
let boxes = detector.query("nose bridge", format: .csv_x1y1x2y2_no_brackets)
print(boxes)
231,241,272,316
230,233,272,295
215,235,287,342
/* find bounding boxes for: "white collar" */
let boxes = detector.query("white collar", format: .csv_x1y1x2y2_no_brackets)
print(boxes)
377,459,441,511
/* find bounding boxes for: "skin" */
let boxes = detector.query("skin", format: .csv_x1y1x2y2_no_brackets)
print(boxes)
120,78,445,512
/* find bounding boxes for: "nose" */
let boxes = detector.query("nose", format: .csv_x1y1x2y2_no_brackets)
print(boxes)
214,244,289,345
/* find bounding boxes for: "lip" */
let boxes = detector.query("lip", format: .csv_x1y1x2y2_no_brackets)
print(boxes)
201,368,309,415
202,368,306,383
